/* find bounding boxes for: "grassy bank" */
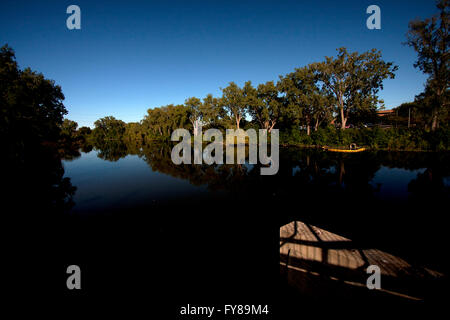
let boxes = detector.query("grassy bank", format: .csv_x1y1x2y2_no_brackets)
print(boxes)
279,126,450,152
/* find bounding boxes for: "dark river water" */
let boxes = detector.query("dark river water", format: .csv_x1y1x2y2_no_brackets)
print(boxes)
63,147,449,216
56,145,449,310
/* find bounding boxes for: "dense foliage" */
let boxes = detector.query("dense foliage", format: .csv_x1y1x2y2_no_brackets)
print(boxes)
0,45,76,213
280,125,450,151
405,0,449,131
0,45,67,164
2,1,448,157
78,1,447,151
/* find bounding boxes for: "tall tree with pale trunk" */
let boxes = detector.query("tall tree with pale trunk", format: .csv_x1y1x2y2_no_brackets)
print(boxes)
185,96,202,136
312,47,397,129
220,82,246,130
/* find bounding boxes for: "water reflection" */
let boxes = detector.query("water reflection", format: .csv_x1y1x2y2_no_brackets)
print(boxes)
60,141,449,304
5,144,77,216
84,141,450,203
66,142,450,269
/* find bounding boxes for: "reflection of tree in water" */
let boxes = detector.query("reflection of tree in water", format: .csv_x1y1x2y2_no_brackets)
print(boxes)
407,153,450,204
269,150,383,211
88,140,450,274
94,140,129,162
58,145,82,161
93,140,450,206
370,151,450,204
134,143,385,202
4,144,77,216
93,140,252,190
140,143,252,193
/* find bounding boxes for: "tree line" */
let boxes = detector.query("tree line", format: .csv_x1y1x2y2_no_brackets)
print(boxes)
2,0,448,160
86,1,448,147
89,46,397,145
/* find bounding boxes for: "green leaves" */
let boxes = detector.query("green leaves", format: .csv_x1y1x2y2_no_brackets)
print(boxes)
0,44,68,163
93,116,126,141
220,82,247,129
247,81,282,131
143,104,190,138
405,0,449,130
278,65,333,134
313,47,398,129
184,95,221,134
60,119,78,137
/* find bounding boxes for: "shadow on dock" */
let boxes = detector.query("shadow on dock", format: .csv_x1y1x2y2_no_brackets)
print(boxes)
280,220,447,309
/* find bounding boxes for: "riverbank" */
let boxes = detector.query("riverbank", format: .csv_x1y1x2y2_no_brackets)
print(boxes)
280,143,447,152
279,126,450,152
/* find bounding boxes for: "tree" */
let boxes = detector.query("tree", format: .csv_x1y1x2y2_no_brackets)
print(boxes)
246,81,283,132
185,94,222,133
405,0,449,130
124,122,144,142
185,97,202,135
60,119,78,137
78,126,92,137
312,47,397,129
142,104,190,138
93,116,126,141
201,94,222,128
220,82,246,129
0,44,68,163
278,65,332,135
165,104,190,135
143,107,165,136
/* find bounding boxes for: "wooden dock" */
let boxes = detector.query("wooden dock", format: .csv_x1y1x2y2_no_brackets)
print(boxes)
280,220,445,302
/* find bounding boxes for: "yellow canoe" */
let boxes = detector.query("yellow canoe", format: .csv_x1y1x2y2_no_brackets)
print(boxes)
323,147,367,153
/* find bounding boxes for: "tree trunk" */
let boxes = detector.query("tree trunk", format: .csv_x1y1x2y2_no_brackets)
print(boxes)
314,118,319,131
340,107,347,129
269,120,276,133
192,119,199,136
339,161,345,186
306,116,311,136
431,109,438,131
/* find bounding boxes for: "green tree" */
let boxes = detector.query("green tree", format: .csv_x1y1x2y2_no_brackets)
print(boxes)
124,122,144,142
78,126,92,137
246,81,283,132
0,44,67,163
60,119,78,137
142,104,190,138
279,65,332,135
220,82,246,129
405,0,449,130
185,94,222,134
185,97,202,135
312,47,397,129
201,94,222,128
93,116,126,141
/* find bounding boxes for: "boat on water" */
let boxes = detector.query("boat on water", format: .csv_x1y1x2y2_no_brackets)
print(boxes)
323,143,366,153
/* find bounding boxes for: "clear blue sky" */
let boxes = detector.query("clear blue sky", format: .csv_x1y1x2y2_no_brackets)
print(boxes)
0,0,438,127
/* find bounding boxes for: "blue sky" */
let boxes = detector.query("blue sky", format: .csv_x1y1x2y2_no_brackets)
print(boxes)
0,0,438,127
